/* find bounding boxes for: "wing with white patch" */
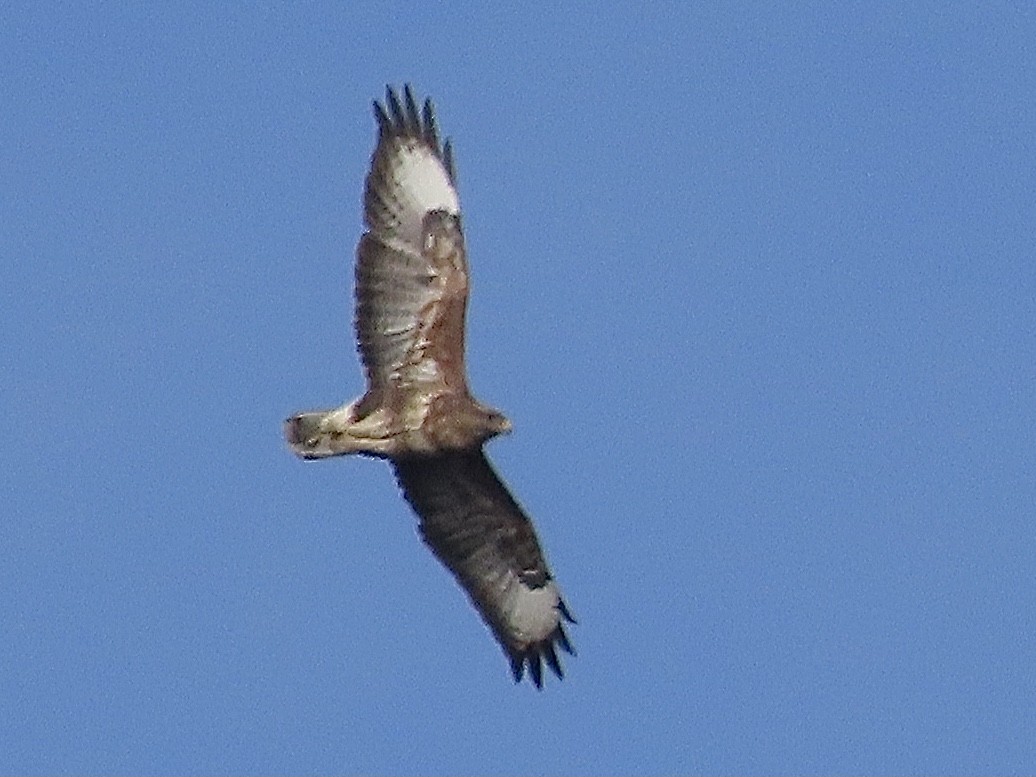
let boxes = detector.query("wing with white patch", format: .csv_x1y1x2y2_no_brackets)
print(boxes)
355,85,469,400
392,450,575,688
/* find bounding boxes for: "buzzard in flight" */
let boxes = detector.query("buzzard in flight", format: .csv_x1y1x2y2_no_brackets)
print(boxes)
284,85,574,687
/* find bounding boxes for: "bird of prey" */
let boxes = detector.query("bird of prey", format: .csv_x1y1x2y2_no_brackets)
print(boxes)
284,85,574,687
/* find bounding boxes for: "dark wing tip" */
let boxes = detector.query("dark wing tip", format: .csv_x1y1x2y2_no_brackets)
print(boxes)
544,642,562,678
372,98,390,131
510,654,525,684
556,621,576,657
443,139,456,182
529,654,544,688
559,598,577,624
403,84,422,133
507,618,574,689
386,84,406,127
421,97,439,147
373,84,455,183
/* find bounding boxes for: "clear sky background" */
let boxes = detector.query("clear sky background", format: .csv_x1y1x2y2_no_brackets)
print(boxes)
3,2,1035,774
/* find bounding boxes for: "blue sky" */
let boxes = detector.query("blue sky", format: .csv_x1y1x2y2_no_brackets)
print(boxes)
2,2,1035,774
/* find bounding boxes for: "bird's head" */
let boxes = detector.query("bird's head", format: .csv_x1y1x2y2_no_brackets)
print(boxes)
478,405,513,442
487,408,513,436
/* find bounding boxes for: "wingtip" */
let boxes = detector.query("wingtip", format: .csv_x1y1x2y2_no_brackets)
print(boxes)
559,599,577,624
371,84,454,183
510,655,525,684
506,628,572,689
544,643,562,679
556,625,575,657
529,655,544,689
443,139,456,181
386,85,405,127
373,103,386,126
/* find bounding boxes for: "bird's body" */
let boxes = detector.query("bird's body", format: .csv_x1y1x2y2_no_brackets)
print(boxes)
284,85,573,687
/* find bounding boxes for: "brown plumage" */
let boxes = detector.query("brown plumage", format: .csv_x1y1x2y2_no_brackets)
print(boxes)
284,85,574,687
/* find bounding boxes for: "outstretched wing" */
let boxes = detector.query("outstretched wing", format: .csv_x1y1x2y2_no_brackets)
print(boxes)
392,450,575,688
355,85,469,406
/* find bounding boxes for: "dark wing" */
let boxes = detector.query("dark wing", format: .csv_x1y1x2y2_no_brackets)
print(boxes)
355,85,469,406
392,450,575,688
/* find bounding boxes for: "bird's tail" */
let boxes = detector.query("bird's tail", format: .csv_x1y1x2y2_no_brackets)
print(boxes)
283,405,364,459
284,410,337,459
